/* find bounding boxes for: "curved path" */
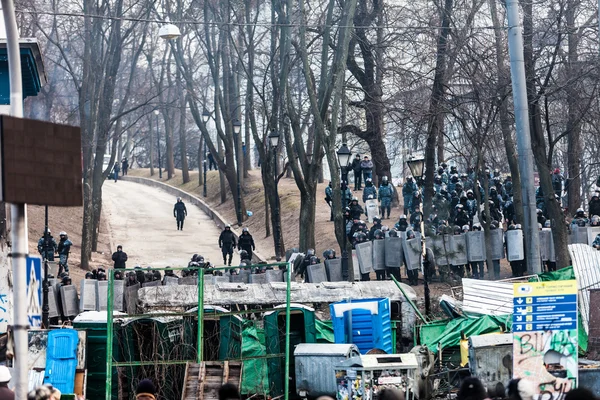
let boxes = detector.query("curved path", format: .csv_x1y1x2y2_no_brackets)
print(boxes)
102,180,236,268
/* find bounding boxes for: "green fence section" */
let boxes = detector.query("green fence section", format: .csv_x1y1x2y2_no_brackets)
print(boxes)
104,263,293,400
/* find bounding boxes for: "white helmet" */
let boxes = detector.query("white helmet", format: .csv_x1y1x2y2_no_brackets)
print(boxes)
59,231,67,236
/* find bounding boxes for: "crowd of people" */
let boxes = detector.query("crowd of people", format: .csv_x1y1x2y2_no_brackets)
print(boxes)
323,160,600,283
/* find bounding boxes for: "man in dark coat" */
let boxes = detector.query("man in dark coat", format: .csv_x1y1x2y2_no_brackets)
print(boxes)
112,245,128,269
238,227,256,261
121,158,129,175
219,225,237,266
351,154,363,190
173,197,188,230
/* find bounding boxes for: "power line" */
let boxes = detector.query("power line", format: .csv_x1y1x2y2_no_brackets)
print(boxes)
17,8,514,30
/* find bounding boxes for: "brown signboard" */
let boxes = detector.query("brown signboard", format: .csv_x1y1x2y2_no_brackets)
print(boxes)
0,115,82,206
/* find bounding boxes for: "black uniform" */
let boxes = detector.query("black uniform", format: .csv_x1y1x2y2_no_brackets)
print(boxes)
174,200,188,230
112,248,128,269
219,228,237,266
238,232,256,261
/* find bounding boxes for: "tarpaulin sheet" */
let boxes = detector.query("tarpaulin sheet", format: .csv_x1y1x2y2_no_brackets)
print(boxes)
421,315,511,354
241,326,269,395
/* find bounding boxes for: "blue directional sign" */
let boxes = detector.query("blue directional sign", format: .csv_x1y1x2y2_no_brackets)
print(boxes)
512,281,578,333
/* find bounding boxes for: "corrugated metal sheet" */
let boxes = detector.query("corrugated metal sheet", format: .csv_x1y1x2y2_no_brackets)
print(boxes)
462,278,514,316
568,243,600,334
294,344,360,395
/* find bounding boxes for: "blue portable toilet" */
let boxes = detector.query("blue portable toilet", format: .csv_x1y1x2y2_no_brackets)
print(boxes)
44,329,79,394
330,298,392,354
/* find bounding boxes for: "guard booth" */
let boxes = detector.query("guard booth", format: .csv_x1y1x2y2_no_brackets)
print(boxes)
334,353,419,400
265,304,316,396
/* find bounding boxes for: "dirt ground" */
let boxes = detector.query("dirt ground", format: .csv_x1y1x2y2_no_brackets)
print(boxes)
127,168,517,300
27,204,112,283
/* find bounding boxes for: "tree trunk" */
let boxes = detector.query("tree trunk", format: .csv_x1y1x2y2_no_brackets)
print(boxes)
521,0,570,268
179,89,190,184
198,135,204,187
218,136,227,203
423,0,453,215
149,115,155,176
165,114,175,180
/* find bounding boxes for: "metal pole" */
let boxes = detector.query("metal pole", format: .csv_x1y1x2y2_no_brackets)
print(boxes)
505,0,541,274
284,261,291,400
157,113,162,179
1,2,27,398
419,205,431,316
197,267,204,363
42,206,49,328
203,139,207,198
105,269,114,400
273,147,281,260
235,132,242,226
341,170,350,281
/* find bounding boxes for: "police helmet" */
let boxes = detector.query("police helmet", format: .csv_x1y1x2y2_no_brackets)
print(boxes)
242,227,249,233
373,229,384,239
59,231,67,236
352,197,359,202
306,248,315,256
388,229,398,237
240,250,249,259
399,214,407,220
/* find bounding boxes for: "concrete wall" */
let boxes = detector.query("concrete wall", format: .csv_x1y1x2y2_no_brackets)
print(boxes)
121,176,267,263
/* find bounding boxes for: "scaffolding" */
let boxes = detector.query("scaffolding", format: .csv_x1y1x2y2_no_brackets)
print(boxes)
104,262,293,400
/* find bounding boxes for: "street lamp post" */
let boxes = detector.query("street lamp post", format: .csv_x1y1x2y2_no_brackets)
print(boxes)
337,144,352,281
202,110,210,198
406,156,430,315
155,110,162,179
233,119,243,226
269,130,282,260
42,205,50,328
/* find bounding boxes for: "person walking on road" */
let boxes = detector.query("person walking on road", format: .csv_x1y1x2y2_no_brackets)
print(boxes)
113,162,120,182
173,197,188,230
238,227,256,261
112,245,128,269
219,225,236,266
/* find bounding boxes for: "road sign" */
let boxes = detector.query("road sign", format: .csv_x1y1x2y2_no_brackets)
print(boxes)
513,280,578,397
26,256,42,328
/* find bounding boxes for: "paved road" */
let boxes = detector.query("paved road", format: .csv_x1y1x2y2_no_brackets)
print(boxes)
102,180,236,268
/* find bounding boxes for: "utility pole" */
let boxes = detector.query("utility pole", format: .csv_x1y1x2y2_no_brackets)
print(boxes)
505,0,541,273
1,1,28,398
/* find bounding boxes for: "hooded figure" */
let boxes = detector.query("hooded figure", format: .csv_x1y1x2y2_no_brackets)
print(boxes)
174,197,188,230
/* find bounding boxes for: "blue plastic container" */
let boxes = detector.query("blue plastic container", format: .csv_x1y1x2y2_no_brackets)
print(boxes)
330,298,392,354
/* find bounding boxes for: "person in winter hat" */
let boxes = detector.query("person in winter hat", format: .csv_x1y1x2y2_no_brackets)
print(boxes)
136,379,156,400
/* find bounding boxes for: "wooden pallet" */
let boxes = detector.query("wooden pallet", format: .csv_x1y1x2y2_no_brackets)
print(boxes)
181,361,243,400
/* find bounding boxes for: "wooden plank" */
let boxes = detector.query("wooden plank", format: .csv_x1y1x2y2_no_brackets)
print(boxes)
223,361,229,385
